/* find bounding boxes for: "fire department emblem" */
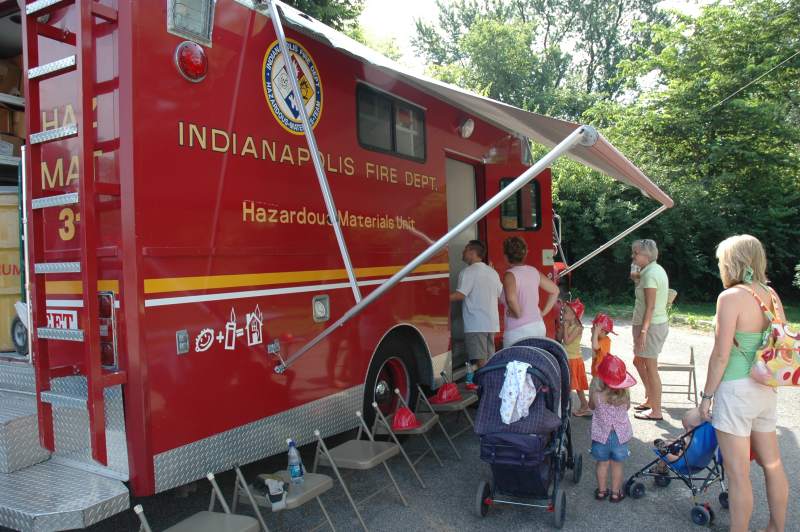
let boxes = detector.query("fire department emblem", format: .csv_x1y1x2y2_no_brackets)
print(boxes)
262,39,323,135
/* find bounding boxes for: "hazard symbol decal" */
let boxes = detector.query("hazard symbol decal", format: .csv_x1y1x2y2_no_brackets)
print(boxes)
262,39,323,135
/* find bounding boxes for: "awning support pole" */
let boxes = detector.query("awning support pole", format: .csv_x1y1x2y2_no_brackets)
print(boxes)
558,204,669,278
275,125,597,373
266,0,361,303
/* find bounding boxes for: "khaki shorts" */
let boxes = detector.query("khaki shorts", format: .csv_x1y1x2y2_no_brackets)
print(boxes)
465,332,496,361
713,378,777,437
632,322,669,358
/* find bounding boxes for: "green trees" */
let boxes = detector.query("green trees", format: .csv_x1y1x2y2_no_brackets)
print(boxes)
284,0,364,30
417,0,800,301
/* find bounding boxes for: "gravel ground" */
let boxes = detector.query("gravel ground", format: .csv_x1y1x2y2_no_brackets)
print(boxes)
7,323,798,532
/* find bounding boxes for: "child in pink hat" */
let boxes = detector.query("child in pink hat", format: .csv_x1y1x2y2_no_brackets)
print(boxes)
589,354,637,503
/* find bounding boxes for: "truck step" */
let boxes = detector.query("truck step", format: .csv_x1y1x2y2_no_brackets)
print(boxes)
0,361,36,394
0,391,49,473
34,261,81,274
0,460,129,532
28,55,77,81
36,327,84,342
31,192,79,210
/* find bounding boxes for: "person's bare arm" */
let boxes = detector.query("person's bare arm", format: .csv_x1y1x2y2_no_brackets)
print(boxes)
539,272,559,316
634,287,657,355
591,324,600,350
449,291,465,302
502,271,520,318
700,291,737,420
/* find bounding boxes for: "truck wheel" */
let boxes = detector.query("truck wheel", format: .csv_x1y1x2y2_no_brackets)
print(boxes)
364,339,418,425
11,317,28,356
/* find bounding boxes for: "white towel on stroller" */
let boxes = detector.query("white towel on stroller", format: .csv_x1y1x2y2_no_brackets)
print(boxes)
499,360,537,424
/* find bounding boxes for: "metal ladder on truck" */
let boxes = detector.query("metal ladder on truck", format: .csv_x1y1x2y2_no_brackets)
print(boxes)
0,3,130,530
22,0,125,468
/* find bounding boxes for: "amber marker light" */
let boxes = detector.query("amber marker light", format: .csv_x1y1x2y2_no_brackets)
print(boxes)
174,41,208,83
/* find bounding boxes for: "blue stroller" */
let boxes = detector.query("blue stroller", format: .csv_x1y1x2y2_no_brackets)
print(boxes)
626,422,728,526
473,340,583,529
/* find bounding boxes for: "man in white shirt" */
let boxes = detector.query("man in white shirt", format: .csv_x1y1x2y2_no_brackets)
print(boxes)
450,240,502,367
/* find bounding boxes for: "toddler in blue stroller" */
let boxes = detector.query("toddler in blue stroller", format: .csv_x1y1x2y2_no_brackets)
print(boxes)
626,408,729,526
472,339,583,529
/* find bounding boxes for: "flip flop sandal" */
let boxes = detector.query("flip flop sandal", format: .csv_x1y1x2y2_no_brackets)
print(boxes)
595,489,608,500
634,412,664,421
610,492,625,503
634,404,651,411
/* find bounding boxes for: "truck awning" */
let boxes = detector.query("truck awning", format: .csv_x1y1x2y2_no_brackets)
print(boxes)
237,0,673,209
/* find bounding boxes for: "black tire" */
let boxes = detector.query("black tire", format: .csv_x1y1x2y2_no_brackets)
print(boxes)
630,481,646,499
624,478,635,497
11,317,27,356
552,488,566,529
719,491,729,510
475,480,491,517
691,505,710,526
363,338,419,427
572,453,583,484
655,474,671,487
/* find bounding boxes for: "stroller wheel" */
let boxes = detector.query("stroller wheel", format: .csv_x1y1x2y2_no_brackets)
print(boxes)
690,504,711,526
552,487,566,529
572,453,583,484
627,481,646,499
718,491,729,509
654,474,671,487
475,480,492,518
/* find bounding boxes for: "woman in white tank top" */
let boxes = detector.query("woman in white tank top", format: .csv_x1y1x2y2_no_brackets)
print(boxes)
501,237,560,348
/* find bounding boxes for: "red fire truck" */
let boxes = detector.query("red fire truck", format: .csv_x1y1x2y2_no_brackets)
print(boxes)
0,0,672,529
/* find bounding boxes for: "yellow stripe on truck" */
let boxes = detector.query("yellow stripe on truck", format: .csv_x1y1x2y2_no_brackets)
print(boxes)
143,263,449,294
45,280,120,295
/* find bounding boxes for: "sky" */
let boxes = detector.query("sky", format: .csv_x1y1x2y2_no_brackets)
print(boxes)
359,0,710,73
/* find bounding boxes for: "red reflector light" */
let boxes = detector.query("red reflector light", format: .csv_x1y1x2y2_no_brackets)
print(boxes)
175,41,207,82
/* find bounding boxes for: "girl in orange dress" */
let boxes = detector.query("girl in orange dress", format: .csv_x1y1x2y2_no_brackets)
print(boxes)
562,299,590,416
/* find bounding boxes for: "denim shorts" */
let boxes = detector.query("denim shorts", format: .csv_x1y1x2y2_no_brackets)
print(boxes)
591,431,630,462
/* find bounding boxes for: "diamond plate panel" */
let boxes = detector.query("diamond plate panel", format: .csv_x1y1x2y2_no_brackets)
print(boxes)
36,327,84,341
34,262,81,274
0,362,36,394
31,192,79,210
28,56,76,80
154,385,363,492
0,461,129,532
25,0,65,15
49,377,129,479
29,124,78,145
0,392,49,473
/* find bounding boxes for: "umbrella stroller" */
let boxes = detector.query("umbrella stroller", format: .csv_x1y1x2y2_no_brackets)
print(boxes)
626,421,728,526
473,345,583,529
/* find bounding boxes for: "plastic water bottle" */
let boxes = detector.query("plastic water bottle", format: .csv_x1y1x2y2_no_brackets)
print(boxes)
465,362,474,385
287,439,304,485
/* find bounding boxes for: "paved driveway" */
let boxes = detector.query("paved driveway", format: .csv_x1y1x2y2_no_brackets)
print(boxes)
65,323,799,531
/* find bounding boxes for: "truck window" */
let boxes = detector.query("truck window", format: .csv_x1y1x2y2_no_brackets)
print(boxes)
499,178,541,231
357,85,426,161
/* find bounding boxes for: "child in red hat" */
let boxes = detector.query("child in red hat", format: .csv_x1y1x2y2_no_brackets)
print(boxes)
589,354,636,503
561,299,590,416
591,313,616,376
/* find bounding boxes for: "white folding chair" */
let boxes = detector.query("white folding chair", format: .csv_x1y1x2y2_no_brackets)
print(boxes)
312,411,410,531
231,464,335,532
658,346,699,406
426,380,478,439
373,386,461,464
134,473,261,532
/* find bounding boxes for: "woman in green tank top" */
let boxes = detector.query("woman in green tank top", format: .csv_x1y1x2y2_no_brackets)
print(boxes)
699,235,788,532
